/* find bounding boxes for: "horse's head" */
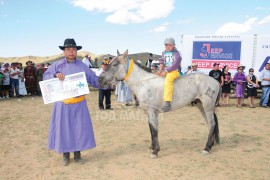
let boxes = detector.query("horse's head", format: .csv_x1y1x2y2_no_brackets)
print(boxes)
98,49,129,88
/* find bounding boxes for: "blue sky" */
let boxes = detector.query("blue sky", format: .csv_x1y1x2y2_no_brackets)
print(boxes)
0,0,270,57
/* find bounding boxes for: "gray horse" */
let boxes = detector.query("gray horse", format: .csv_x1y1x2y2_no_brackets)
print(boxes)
98,50,221,158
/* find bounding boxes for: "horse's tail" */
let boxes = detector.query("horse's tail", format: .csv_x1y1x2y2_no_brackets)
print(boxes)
213,113,220,145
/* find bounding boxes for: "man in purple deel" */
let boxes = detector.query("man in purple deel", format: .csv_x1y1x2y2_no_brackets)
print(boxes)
43,38,102,166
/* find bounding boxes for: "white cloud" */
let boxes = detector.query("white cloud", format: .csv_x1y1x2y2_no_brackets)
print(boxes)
70,0,175,24
258,15,270,25
215,14,270,35
150,22,169,32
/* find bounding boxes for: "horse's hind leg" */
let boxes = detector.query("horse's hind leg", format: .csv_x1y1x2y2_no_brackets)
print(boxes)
148,110,160,159
202,110,217,154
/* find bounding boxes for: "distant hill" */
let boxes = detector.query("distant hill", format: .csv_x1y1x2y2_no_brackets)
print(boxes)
0,51,161,67
0,51,96,65
129,52,161,66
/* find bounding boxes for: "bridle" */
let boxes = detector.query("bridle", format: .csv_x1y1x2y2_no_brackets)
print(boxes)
101,55,163,87
101,56,134,86
101,56,161,87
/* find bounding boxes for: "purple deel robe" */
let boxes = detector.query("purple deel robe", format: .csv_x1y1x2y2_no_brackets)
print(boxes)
233,72,246,98
43,58,100,153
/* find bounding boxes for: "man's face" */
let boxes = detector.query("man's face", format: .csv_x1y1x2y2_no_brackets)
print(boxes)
101,64,107,71
64,47,77,60
266,64,270,70
165,44,175,51
192,65,197,71
214,65,219,70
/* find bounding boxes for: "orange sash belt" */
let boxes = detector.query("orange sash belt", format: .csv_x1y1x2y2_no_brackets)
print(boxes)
62,95,85,104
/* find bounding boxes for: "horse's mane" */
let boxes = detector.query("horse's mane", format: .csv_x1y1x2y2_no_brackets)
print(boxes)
134,61,152,73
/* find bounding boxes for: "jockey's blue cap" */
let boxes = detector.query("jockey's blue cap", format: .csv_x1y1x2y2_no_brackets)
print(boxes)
164,37,175,45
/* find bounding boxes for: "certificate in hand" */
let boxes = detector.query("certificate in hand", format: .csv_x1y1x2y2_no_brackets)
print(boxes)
40,72,89,104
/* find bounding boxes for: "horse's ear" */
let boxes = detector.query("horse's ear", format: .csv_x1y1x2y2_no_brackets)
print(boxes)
117,49,120,56
123,49,128,57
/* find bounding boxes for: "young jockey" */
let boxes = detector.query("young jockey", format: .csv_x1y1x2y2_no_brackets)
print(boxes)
158,37,182,112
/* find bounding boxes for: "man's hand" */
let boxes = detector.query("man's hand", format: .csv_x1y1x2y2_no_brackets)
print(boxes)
56,73,65,81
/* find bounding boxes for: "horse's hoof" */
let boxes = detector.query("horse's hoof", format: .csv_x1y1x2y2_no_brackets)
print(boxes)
150,154,158,159
202,150,210,155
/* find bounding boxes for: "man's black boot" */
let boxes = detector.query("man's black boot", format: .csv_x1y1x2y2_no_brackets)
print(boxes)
63,152,70,166
74,151,83,164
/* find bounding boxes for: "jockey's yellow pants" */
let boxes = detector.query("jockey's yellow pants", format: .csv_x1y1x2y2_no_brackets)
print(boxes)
164,70,180,102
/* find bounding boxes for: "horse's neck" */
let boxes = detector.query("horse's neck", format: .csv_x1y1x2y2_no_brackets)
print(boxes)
125,64,155,89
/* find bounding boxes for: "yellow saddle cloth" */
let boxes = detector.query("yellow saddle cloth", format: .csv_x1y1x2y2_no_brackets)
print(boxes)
62,95,85,104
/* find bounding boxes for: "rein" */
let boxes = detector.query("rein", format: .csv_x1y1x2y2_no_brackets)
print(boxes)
102,56,160,86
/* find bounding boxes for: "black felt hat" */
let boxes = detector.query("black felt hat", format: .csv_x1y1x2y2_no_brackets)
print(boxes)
59,38,82,50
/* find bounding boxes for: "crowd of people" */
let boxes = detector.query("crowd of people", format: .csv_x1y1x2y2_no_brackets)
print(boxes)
1,53,270,110
0,61,51,99
183,62,270,108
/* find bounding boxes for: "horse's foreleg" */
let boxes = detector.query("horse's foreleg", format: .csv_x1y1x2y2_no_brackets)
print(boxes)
148,110,160,159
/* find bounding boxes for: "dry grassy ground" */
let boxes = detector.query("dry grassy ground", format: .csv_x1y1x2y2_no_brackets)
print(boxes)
0,91,270,179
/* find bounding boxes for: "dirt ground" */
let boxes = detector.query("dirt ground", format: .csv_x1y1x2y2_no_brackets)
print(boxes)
0,91,270,179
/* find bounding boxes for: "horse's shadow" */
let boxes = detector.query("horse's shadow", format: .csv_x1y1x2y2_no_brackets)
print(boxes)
160,133,263,157
83,133,262,162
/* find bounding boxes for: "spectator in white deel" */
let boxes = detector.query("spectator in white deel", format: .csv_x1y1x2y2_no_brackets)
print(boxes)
17,63,27,96
82,54,93,68
260,63,270,108
187,63,202,74
10,63,21,98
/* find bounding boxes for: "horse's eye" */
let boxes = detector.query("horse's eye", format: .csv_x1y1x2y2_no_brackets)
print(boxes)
113,62,119,66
